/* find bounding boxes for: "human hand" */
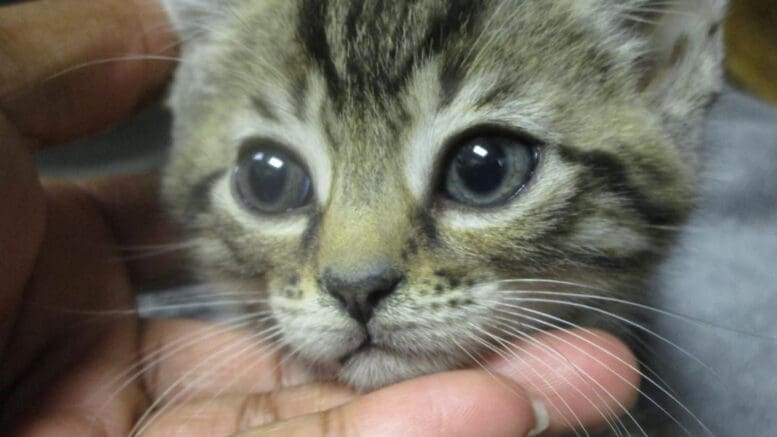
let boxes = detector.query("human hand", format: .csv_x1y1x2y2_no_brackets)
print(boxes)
0,0,639,435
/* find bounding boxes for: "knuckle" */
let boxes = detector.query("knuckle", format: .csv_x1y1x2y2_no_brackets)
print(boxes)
237,392,281,430
319,407,354,437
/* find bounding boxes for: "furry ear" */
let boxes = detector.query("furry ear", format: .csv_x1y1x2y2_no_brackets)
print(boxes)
633,0,727,98
623,0,727,156
601,0,728,163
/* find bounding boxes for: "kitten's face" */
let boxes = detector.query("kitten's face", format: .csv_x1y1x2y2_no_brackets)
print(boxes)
162,0,724,390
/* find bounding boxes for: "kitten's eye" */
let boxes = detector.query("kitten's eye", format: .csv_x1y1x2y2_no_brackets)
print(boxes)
233,146,313,213
443,134,537,207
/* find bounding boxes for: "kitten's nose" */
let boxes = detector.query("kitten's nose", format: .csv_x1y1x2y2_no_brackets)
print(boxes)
320,268,403,324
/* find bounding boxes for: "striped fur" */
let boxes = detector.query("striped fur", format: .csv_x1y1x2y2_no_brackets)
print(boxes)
162,0,726,401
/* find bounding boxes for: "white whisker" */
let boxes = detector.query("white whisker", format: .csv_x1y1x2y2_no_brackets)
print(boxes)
490,301,709,436
129,324,283,436
466,322,590,436
486,281,777,341
97,312,273,418
496,294,720,379
44,55,190,83
481,317,634,437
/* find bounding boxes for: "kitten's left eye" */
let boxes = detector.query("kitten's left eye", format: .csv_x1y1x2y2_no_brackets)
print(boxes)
233,144,313,213
442,134,537,207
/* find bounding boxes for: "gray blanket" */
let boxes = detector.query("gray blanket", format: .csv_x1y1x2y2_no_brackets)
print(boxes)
651,87,777,436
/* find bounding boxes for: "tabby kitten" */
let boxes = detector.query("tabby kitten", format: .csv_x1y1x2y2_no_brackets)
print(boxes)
160,0,725,405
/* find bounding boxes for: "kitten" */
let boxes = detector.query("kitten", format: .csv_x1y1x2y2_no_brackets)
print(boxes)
159,0,726,428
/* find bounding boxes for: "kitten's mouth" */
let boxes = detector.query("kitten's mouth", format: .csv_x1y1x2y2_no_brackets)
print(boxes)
338,334,385,364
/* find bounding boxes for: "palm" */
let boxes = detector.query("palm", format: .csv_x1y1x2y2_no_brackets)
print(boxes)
0,172,142,435
0,178,345,435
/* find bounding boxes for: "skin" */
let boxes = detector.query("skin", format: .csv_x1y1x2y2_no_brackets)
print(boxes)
0,0,639,435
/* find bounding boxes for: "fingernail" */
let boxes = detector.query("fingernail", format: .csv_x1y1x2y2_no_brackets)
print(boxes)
528,400,550,436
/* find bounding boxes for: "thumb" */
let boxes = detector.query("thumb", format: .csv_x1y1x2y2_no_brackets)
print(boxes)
236,370,548,437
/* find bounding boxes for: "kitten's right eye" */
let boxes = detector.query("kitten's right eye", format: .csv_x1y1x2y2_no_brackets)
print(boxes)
233,144,313,214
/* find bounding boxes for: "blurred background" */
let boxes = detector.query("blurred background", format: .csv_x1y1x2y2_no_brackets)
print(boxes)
725,0,777,104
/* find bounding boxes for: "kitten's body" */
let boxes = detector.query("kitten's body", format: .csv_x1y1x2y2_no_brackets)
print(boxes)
160,0,725,431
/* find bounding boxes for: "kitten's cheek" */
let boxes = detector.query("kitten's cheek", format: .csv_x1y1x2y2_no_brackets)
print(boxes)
0,116,45,359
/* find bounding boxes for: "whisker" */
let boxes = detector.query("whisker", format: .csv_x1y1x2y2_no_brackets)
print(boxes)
142,288,262,300
493,311,659,437
449,335,542,420
129,324,283,436
98,312,274,417
137,299,268,315
483,280,777,341
490,302,709,436
115,241,199,252
495,294,720,379
465,323,590,436
23,294,268,317
183,339,304,431
479,319,633,437
509,304,710,434
109,247,194,263
44,55,189,82
621,332,681,400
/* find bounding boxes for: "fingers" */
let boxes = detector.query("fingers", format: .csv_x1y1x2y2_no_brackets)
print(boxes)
9,310,146,437
141,384,355,437
139,322,638,436
0,115,44,363
140,319,315,402
0,0,175,144
238,371,542,437
141,371,541,437
4,182,146,437
1,182,136,385
488,329,640,434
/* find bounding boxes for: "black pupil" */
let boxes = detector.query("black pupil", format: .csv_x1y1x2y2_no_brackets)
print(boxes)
249,152,288,204
454,140,507,194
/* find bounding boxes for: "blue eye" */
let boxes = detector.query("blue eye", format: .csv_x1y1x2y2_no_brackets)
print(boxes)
443,134,537,207
234,143,313,213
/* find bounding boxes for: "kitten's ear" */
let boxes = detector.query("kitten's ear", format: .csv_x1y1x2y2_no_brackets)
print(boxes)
626,0,727,157
161,0,236,42
633,0,727,100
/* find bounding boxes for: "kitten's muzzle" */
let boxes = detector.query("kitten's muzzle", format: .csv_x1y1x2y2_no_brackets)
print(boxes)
320,268,404,324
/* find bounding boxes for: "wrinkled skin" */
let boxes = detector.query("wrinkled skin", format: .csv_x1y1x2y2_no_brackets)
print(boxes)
0,0,638,435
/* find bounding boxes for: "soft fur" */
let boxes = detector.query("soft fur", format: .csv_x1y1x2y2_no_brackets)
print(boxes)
160,0,725,414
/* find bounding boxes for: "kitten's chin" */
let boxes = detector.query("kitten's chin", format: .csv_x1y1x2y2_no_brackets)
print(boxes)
336,347,463,392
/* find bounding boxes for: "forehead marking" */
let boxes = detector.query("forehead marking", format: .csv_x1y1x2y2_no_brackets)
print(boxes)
290,73,309,121
298,0,484,108
251,95,279,122
298,0,342,102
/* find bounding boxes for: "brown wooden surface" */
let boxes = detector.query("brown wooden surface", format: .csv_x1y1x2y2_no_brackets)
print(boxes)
725,0,777,105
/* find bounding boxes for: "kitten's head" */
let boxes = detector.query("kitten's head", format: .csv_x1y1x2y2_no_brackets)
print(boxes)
161,0,725,390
